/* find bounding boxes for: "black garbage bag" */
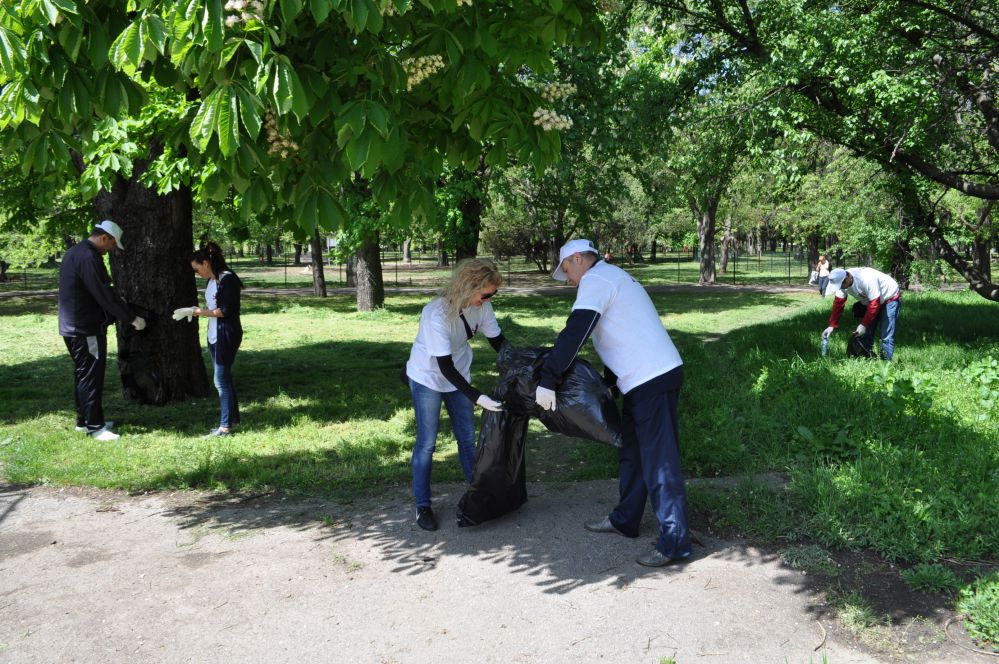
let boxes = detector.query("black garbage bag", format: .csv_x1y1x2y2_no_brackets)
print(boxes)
847,332,874,358
456,344,622,526
117,305,166,404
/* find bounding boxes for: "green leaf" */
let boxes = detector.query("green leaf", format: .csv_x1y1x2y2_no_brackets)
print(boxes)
236,85,263,139
349,0,368,32
109,20,142,73
0,27,28,77
272,57,311,117
57,21,84,61
203,0,224,52
217,86,240,157
190,87,222,151
317,188,346,229
309,0,331,24
280,0,304,25
363,100,389,138
40,0,61,26
345,127,371,170
145,14,167,54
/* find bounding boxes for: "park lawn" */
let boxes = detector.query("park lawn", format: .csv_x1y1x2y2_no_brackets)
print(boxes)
1,288,997,567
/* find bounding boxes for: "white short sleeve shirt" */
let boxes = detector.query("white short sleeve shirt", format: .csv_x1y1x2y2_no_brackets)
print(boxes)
572,261,682,394
406,297,501,392
834,268,900,304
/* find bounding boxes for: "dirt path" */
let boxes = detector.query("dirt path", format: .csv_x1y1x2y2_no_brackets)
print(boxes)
1,481,985,664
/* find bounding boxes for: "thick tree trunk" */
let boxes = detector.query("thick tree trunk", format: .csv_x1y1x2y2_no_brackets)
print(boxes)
309,229,327,297
695,196,719,284
973,202,994,283
650,239,658,263
355,232,385,311
265,243,273,265
95,168,210,404
0,260,8,282
293,243,303,266
346,255,357,287
806,232,820,273
436,237,449,268
719,215,733,275
455,194,482,261
403,238,412,263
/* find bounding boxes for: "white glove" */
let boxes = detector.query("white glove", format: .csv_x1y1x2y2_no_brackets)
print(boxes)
172,307,196,322
131,316,146,331
475,395,504,412
535,386,557,412
821,326,834,340
855,323,866,336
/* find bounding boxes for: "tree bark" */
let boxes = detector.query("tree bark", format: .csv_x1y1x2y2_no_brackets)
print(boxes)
719,214,733,275
806,232,820,273
265,243,273,265
293,243,302,266
95,164,210,404
355,231,385,311
309,229,327,297
403,238,412,263
973,202,994,283
437,237,449,268
695,196,719,284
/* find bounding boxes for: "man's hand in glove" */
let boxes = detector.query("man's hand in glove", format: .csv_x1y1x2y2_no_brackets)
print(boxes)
131,316,147,331
534,386,557,412
855,323,867,336
821,326,834,340
475,395,504,412
172,307,196,322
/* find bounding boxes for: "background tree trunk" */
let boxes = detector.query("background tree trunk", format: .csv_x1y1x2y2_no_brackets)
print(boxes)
355,232,385,312
973,202,994,283
695,195,719,284
403,238,412,263
436,237,449,268
293,243,302,266
719,214,733,275
309,229,327,297
95,164,210,404
265,243,273,266
806,233,820,273
346,255,357,287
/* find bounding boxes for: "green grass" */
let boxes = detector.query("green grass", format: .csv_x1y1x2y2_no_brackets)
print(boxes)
1,288,998,568
900,563,962,595
958,571,999,650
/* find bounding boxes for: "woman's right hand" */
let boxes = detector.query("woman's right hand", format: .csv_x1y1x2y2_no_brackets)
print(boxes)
476,395,504,412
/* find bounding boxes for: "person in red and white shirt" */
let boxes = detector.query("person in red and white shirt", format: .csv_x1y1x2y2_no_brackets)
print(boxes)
821,267,902,359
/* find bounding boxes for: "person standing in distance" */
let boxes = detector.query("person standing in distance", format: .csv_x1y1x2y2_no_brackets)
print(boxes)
821,267,902,360
404,258,506,531
58,220,146,441
535,239,691,567
816,254,831,297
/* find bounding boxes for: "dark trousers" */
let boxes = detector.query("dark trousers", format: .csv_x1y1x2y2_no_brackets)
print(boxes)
63,335,108,433
609,367,692,559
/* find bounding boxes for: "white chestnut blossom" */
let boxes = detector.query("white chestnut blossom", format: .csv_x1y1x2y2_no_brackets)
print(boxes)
225,0,265,27
532,107,573,131
539,82,577,102
264,112,299,157
402,55,446,91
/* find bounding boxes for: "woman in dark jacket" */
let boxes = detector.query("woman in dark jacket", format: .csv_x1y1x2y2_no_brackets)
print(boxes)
189,243,244,436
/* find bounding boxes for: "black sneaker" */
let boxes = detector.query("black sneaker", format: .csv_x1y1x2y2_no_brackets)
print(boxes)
416,506,438,531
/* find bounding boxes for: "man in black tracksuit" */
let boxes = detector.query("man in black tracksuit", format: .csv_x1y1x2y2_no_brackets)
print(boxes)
58,221,145,440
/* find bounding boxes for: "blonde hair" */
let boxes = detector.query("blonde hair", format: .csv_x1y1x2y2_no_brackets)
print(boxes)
439,258,502,319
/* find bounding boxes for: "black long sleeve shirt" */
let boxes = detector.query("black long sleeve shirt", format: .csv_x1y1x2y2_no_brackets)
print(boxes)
58,240,135,337
435,333,507,402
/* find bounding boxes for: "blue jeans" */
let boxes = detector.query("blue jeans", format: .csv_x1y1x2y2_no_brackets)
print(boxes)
409,378,476,508
818,276,829,297
860,297,901,360
209,343,240,429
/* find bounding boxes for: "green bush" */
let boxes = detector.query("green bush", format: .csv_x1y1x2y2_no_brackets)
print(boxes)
958,571,999,650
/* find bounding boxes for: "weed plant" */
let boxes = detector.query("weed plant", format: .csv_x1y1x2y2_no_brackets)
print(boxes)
900,563,961,595
958,571,999,650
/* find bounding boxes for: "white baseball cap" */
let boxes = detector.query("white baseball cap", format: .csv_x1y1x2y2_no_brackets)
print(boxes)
552,239,599,281
94,220,125,250
825,268,847,297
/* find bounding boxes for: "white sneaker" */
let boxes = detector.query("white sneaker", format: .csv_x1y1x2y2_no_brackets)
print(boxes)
90,427,120,441
77,420,114,433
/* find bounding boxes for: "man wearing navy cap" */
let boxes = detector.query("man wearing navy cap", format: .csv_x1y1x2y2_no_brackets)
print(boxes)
535,239,691,567
58,220,146,441
821,267,902,360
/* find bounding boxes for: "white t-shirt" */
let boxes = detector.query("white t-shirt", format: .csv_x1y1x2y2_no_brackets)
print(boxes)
572,261,682,394
406,297,502,392
833,268,900,304
204,271,232,345
818,261,831,277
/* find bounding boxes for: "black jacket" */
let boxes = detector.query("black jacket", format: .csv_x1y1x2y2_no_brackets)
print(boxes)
212,272,243,366
58,241,135,337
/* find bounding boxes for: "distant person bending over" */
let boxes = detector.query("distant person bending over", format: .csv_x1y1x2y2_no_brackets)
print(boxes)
58,220,146,441
403,258,506,531
535,239,691,568
180,243,244,437
821,267,901,360
816,254,831,297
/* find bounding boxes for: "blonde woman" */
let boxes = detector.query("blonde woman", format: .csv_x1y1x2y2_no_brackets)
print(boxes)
817,254,831,297
403,258,506,530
